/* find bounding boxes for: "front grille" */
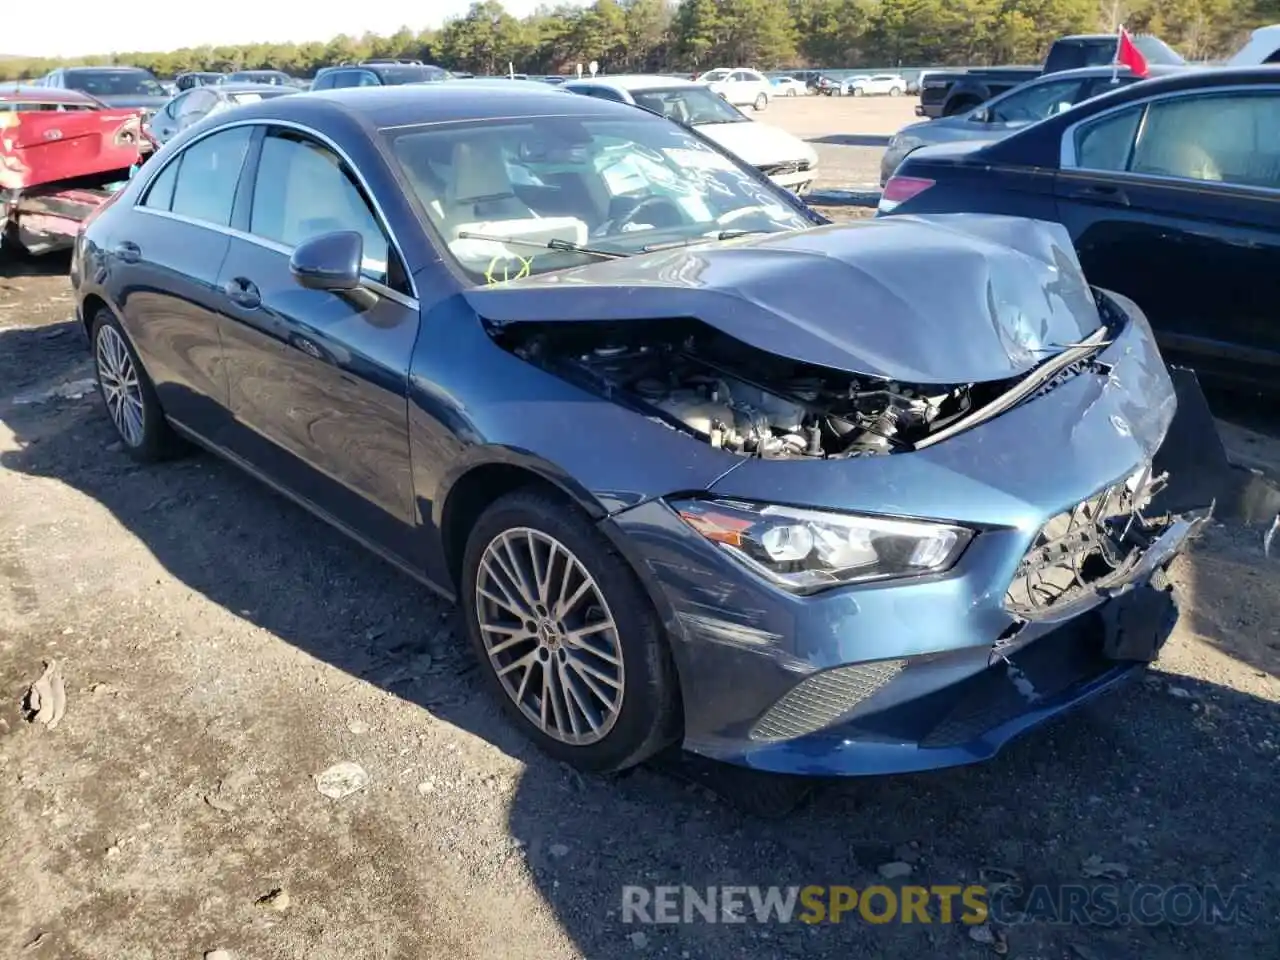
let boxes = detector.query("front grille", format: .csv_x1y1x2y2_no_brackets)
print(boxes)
750,659,906,742
756,159,812,177
1004,464,1170,619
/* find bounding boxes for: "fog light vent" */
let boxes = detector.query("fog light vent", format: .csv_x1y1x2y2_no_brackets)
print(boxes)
749,659,906,742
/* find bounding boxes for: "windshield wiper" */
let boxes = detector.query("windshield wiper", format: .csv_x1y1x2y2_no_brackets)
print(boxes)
454,231,629,260
642,229,773,253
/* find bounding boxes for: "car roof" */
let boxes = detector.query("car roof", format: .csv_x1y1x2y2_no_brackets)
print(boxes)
566,74,703,91
210,80,641,131
65,65,151,74
213,82,295,94
0,83,98,104
1018,63,1191,82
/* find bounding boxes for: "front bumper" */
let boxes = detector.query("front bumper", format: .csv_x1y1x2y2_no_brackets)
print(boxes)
764,166,817,195
605,301,1223,777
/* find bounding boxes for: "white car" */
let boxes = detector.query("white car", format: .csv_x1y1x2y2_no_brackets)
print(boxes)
702,67,773,111
563,75,818,194
770,76,808,96
844,73,907,97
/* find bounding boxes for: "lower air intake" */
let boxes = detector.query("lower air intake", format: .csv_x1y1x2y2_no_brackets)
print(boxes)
749,659,906,742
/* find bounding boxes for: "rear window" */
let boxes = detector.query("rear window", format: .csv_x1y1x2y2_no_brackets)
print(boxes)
65,70,164,97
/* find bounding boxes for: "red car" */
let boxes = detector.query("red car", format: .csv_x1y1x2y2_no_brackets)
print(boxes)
1,84,152,255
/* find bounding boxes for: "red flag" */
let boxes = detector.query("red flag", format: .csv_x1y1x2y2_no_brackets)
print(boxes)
1116,28,1149,77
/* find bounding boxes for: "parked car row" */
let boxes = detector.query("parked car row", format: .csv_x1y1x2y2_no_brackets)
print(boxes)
69,79,1221,799
881,65,1280,396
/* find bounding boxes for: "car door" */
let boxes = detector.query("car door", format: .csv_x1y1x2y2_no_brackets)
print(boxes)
216,124,422,562
727,71,755,104
1054,86,1280,388
114,125,252,439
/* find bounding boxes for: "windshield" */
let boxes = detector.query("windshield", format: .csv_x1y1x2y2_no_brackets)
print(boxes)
632,86,747,124
387,115,810,285
66,70,164,97
378,66,438,85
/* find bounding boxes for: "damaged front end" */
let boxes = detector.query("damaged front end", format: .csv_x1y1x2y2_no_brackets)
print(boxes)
489,307,1112,462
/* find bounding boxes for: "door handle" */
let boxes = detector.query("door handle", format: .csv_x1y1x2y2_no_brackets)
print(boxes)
1065,183,1130,206
222,276,261,310
113,240,141,263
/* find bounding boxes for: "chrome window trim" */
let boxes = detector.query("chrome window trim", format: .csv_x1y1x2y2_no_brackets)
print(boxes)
136,207,418,310
1059,82,1280,198
132,116,419,301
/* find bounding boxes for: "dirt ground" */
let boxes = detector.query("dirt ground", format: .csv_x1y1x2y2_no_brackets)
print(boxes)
2,229,1279,960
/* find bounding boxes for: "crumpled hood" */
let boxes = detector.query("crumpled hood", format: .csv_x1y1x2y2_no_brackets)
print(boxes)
464,213,1103,385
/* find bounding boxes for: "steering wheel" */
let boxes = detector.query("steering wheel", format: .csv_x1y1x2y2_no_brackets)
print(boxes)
613,195,683,231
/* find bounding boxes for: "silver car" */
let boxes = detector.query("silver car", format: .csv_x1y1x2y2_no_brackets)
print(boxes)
880,65,1187,184
148,83,297,145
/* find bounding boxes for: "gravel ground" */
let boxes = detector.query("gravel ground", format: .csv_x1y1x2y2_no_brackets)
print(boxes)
2,150,1279,960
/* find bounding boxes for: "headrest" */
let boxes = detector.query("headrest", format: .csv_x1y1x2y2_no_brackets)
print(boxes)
450,139,515,205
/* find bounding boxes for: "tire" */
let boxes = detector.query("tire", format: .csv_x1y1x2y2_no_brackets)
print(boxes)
461,488,681,773
852,87,864,97
753,92,768,111
90,308,186,462
889,86,902,96
787,87,797,97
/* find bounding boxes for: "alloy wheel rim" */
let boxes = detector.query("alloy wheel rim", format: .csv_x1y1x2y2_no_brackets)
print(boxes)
95,325,145,447
474,527,624,745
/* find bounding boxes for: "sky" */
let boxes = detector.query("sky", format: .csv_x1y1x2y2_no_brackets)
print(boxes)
11,0,585,59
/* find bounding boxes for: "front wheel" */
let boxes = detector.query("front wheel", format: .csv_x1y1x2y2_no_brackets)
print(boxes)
889,86,902,96
462,489,680,773
851,87,864,97
753,93,768,111
787,87,797,97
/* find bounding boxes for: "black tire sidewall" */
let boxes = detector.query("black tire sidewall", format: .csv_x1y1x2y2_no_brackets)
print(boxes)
460,489,679,773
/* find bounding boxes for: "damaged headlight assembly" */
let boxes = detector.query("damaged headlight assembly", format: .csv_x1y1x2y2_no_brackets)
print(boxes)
671,498,973,592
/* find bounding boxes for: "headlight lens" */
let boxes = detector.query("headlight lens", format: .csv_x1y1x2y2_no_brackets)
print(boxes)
671,498,972,593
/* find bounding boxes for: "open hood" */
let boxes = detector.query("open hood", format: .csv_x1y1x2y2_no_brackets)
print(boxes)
464,214,1102,385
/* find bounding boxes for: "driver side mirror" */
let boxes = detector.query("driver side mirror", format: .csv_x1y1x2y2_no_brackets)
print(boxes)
290,230,363,292
971,106,992,123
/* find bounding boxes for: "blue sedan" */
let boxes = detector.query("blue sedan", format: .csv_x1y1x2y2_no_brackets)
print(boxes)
71,82,1217,780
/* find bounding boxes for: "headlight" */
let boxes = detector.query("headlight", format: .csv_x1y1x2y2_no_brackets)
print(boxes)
670,498,973,593
887,134,923,153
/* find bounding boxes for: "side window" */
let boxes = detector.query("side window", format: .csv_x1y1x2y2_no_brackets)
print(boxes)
311,72,334,91
180,89,218,121
1130,93,1280,189
169,126,252,225
990,79,1083,123
161,92,187,120
730,71,751,82
248,130,394,286
1072,105,1142,171
141,159,180,211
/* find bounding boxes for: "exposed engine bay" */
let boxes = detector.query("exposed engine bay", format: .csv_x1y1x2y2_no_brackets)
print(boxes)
496,318,1032,458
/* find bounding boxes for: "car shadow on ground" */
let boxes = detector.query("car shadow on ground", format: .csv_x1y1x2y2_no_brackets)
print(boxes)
1,319,1277,959
808,133,893,148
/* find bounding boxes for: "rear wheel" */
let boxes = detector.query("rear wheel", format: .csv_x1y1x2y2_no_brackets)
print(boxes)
889,86,903,96
90,309,187,462
753,92,768,111
852,86,864,97
462,489,680,773
944,96,982,117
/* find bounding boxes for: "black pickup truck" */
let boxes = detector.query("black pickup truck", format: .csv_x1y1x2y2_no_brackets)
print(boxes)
917,33,1184,118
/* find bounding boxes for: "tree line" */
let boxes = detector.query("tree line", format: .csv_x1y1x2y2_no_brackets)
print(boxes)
3,0,1277,83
